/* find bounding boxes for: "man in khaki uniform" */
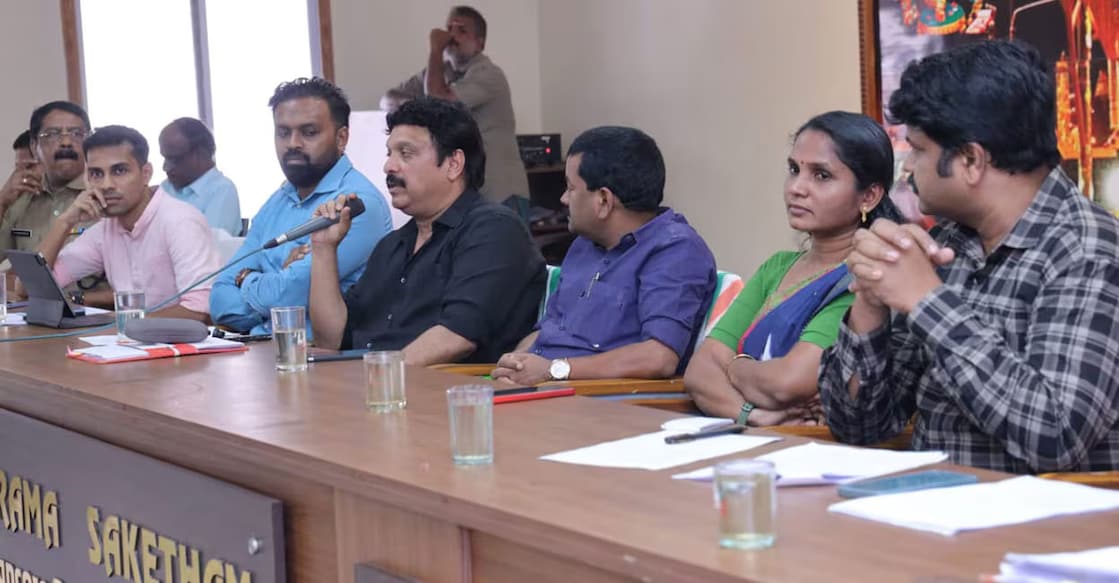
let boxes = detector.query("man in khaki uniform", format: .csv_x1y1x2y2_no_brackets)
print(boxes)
382,5,528,204
0,101,106,304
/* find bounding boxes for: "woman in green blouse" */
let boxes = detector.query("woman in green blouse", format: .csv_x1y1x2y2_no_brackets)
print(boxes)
684,111,903,425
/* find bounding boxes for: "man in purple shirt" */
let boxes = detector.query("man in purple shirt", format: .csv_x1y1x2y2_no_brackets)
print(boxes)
491,126,716,385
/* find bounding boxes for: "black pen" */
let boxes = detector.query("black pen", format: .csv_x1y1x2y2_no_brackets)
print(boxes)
307,349,368,363
664,423,747,444
494,386,537,396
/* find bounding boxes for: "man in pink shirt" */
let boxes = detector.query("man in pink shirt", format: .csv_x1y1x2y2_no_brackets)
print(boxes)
37,125,218,322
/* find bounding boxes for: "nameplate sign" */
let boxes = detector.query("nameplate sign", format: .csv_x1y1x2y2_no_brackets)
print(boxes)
0,408,284,583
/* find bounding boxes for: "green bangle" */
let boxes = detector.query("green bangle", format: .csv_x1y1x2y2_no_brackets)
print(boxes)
736,401,755,426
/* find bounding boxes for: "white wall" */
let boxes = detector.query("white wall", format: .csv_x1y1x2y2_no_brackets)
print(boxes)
0,2,69,172
1,0,865,277
332,0,543,133
537,0,863,276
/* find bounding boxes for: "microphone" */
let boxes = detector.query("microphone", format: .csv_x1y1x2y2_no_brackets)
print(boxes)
262,197,366,249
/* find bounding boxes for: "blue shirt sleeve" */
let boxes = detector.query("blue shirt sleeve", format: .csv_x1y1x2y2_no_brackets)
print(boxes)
205,177,242,236
211,187,392,333
209,218,267,332
638,234,717,358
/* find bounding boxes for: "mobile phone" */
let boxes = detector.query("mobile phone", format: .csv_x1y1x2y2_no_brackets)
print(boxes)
837,470,978,499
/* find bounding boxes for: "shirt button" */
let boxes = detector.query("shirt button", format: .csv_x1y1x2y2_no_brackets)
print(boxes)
592,343,600,349
400,277,406,284
53,210,60,217
386,313,393,321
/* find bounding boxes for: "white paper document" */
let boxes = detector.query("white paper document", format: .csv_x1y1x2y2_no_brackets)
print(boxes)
672,442,947,486
540,430,780,471
80,334,128,346
828,476,1119,536
999,546,1119,583
3,313,26,326
71,344,150,360
660,416,733,433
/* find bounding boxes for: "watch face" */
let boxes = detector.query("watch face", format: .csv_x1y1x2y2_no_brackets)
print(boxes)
550,359,570,380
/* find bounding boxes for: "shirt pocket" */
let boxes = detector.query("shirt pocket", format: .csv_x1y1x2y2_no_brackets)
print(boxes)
562,279,637,351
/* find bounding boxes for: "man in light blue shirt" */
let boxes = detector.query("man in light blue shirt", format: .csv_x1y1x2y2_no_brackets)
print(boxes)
159,117,242,236
210,77,392,334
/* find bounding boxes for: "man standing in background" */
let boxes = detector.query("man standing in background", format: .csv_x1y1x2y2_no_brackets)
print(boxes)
382,5,528,204
159,117,242,236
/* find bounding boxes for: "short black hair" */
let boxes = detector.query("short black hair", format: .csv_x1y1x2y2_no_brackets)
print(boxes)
386,97,486,190
268,77,351,129
795,111,904,227
29,101,91,138
887,40,1060,176
12,130,30,151
168,117,216,157
567,126,665,213
83,125,149,166
450,5,487,39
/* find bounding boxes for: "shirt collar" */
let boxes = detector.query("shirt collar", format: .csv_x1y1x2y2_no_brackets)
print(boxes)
447,52,488,74
433,189,482,229
937,166,1076,261
596,207,675,252
999,166,1075,250
113,186,163,238
42,175,85,197
280,154,354,205
163,167,221,198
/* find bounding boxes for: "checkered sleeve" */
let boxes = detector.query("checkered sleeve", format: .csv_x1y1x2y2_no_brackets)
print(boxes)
907,261,1119,472
818,312,921,445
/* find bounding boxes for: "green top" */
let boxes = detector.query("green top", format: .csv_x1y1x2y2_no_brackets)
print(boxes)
708,251,854,352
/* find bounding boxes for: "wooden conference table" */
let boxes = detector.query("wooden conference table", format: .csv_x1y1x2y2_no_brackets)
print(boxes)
0,323,1116,583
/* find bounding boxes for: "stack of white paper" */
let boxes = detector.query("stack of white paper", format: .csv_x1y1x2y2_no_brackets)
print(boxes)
829,476,1119,536
998,546,1119,582
672,442,947,486
3,312,26,326
540,430,780,471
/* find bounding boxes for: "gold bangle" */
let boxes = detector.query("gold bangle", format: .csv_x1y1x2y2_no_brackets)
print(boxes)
727,353,755,376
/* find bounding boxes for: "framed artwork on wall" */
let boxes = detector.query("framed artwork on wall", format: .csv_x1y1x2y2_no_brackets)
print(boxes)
859,0,1119,214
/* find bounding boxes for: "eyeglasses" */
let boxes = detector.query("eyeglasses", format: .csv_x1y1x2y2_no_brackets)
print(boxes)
36,128,88,143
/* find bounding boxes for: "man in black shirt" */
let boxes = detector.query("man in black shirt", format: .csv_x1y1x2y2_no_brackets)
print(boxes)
309,97,544,364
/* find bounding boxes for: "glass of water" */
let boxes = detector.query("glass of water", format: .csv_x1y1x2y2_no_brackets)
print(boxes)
446,384,494,465
114,290,145,342
270,306,307,372
364,350,406,412
713,459,777,550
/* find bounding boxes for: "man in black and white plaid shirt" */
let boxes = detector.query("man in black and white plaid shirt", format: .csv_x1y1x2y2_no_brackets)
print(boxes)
819,40,1119,473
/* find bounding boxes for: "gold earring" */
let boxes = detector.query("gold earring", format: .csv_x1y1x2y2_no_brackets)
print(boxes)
861,207,868,224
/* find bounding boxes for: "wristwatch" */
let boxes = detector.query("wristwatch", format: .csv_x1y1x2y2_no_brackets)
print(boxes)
548,358,571,381
234,268,258,288
68,289,84,305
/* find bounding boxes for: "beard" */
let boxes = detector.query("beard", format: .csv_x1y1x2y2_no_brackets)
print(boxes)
281,150,339,188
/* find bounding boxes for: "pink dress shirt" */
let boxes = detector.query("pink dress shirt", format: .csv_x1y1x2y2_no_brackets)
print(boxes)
54,188,220,313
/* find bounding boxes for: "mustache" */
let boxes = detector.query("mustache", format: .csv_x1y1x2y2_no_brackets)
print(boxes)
282,151,310,164
385,174,406,189
54,149,79,161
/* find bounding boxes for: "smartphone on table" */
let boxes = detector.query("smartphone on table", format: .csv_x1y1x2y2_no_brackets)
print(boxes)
837,470,979,499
